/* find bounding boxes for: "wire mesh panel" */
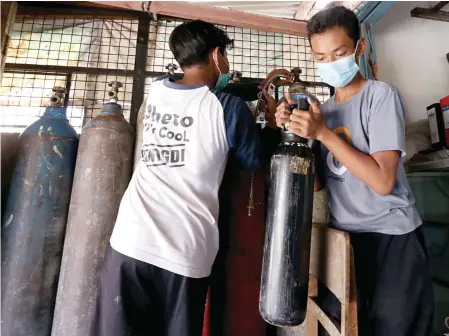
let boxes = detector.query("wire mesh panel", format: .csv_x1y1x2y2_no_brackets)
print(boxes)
0,71,73,132
69,73,134,123
145,17,330,103
6,15,138,70
2,12,139,132
1,8,331,134
144,76,158,95
147,20,178,74
147,18,322,83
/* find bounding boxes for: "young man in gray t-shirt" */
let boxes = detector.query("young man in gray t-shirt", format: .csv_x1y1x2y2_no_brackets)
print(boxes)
274,6,434,336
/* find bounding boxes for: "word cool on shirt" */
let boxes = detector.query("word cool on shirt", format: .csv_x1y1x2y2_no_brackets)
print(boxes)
142,104,194,168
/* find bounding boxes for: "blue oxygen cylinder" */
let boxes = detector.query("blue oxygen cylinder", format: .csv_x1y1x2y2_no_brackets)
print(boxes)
1,87,78,336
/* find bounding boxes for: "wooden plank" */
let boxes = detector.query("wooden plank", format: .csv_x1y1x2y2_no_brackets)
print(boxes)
308,297,341,336
306,275,320,335
85,1,308,36
348,247,359,336
309,224,350,303
82,1,142,11
294,1,315,20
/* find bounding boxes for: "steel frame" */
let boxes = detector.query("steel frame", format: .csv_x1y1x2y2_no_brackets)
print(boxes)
3,2,332,132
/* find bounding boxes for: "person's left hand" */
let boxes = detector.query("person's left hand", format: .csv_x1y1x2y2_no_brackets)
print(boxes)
259,69,293,90
288,98,328,140
260,86,277,128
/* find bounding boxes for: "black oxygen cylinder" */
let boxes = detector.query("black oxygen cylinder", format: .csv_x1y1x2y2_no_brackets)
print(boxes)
259,67,315,326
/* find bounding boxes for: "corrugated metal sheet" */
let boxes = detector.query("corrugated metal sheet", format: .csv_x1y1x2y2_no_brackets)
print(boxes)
187,1,364,20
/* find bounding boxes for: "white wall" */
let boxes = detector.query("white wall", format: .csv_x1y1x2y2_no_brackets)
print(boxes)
374,1,449,123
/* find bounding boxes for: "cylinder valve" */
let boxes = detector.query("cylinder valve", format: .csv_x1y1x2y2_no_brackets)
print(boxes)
50,86,67,107
166,63,179,75
108,81,123,103
288,67,317,112
231,71,242,83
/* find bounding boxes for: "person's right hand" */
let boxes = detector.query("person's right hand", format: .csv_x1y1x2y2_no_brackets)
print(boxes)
275,90,294,129
275,102,291,129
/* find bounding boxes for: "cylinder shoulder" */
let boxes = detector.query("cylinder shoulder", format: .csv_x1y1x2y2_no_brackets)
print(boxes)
83,114,135,135
274,142,314,158
21,117,78,138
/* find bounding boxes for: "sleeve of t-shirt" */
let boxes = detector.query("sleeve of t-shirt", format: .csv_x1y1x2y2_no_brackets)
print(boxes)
213,90,260,171
368,83,406,156
222,82,260,101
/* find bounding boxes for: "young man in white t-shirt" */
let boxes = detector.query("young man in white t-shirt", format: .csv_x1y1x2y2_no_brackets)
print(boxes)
90,20,283,336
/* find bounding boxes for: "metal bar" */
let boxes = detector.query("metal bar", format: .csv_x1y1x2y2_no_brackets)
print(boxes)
1,1,18,79
16,3,140,19
140,74,331,89
4,63,244,83
64,72,73,108
410,7,449,22
150,1,309,37
4,63,137,76
130,14,150,130
432,1,449,11
85,1,309,37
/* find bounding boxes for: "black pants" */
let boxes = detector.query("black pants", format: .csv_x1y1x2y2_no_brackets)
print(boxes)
90,246,209,336
322,226,434,336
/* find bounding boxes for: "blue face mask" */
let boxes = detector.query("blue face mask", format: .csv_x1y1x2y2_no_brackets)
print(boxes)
316,41,360,88
214,52,231,91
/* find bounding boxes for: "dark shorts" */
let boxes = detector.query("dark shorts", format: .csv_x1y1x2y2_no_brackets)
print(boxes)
322,226,435,336
90,246,209,336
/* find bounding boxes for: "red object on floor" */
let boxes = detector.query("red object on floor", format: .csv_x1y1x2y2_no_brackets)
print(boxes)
202,289,211,336
440,95,449,147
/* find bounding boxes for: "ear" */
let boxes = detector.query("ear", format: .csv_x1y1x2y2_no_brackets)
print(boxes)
209,47,221,73
211,47,220,63
356,37,367,58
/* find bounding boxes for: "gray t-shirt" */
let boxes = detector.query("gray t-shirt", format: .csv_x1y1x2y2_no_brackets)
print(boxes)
319,80,421,234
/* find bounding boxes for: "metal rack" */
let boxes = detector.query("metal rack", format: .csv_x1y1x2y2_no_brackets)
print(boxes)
1,3,331,134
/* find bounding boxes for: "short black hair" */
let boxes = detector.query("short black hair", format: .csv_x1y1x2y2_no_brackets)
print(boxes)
169,20,234,69
307,6,360,47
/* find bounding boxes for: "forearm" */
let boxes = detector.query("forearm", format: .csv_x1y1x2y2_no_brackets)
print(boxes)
319,128,394,196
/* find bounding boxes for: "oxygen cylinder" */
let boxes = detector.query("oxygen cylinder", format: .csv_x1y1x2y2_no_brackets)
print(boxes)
1,87,78,336
51,81,134,336
134,63,178,169
259,67,316,326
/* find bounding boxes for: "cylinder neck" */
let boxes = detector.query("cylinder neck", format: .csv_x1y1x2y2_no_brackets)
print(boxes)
281,130,307,143
100,102,123,115
42,106,68,119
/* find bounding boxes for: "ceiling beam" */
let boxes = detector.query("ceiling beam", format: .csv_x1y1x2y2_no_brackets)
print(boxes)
188,1,300,10
85,1,308,36
432,1,449,11
294,1,315,20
